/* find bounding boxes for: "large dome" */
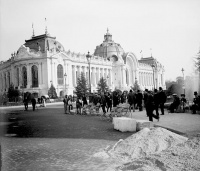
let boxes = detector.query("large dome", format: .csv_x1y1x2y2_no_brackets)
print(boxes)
94,29,125,59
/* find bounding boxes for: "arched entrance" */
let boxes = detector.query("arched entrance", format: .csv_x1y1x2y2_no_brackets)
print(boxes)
60,91,64,97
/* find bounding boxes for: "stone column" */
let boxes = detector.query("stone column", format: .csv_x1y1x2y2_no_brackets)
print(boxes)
109,69,112,86
72,65,75,86
26,64,31,88
99,68,102,79
96,67,100,83
38,63,41,87
92,67,96,86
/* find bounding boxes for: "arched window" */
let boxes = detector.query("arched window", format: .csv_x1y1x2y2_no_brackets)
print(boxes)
17,68,19,86
22,66,27,88
8,72,10,87
57,64,63,85
126,69,128,85
31,65,38,87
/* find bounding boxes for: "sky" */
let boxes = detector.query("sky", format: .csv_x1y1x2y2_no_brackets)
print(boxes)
0,0,200,81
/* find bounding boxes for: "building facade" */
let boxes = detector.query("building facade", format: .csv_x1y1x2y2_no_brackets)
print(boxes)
0,29,166,97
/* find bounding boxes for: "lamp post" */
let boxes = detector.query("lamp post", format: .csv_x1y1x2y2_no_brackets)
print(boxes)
64,73,67,96
151,64,155,90
181,68,185,95
86,51,92,94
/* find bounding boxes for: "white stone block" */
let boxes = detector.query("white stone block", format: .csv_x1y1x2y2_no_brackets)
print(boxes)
113,117,136,132
136,120,151,132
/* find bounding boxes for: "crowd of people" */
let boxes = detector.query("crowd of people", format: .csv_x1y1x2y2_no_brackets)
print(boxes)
63,87,170,122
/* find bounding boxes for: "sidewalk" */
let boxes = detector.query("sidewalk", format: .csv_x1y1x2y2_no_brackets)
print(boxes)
130,109,200,137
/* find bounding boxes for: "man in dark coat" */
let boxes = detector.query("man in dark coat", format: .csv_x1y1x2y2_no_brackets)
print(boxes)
31,97,37,111
82,94,88,106
136,90,143,111
127,90,135,112
113,91,119,107
100,92,107,114
146,90,159,122
23,97,29,111
158,87,167,115
192,91,200,114
105,92,112,112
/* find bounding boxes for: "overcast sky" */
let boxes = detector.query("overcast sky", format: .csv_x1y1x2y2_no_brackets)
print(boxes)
0,0,200,81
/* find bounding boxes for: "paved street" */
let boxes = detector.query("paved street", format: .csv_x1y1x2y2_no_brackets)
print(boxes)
0,103,200,171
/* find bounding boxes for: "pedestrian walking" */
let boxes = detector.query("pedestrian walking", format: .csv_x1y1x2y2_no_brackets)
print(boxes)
146,90,159,122
158,87,167,115
127,90,135,115
136,90,143,111
100,92,107,115
31,97,37,111
63,95,68,114
23,97,29,111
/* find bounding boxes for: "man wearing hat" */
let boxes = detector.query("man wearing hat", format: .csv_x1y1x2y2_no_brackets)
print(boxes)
192,91,200,114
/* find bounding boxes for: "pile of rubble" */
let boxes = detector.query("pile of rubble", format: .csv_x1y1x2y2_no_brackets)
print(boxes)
94,127,200,170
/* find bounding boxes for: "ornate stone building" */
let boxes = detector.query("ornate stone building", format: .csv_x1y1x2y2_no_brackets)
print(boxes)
0,29,165,97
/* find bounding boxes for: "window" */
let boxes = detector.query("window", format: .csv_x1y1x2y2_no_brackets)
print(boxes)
8,72,10,87
32,65,38,87
57,64,63,85
17,68,19,86
22,66,27,88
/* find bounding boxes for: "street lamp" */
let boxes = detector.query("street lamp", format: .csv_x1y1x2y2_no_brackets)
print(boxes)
64,73,67,96
181,68,185,95
151,64,155,90
86,51,92,94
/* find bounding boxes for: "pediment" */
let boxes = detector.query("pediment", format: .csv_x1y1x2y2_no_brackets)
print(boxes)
15,45,42,60
53,52,71,60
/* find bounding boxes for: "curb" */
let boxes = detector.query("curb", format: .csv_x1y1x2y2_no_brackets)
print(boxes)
0,102,63,110
154,124,187,136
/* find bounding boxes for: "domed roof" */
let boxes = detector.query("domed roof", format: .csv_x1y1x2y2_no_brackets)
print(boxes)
94,29,125,59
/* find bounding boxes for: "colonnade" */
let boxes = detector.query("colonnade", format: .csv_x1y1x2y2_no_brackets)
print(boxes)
71,65,112,88
138,71,165,89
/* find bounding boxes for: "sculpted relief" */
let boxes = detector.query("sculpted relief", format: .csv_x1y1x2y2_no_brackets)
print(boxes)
15,45,42,60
